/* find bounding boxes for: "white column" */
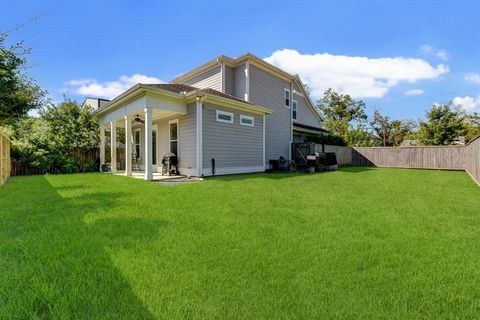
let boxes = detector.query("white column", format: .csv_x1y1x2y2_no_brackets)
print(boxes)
144,107,153,180
196,97,203,176
110,121,117,173
99,126,105,172
125,115,132,176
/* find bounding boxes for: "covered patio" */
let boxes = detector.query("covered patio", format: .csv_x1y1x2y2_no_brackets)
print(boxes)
95,84,201,180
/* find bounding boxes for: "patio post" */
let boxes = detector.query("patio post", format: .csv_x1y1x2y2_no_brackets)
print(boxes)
110,121,117,173
99,126,105,172
144,107,153,180
125,115,132,176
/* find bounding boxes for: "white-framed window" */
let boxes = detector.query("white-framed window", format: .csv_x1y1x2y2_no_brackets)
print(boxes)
284,88,290,108
169,119,179,156
216,110,234,124
240,115,254,127
292,100,298,121
134,129,141,159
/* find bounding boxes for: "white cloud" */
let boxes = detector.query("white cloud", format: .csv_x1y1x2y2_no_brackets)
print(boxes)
465,72,480,84
264,49,448,99
453,95,480,112
66,74,164,99
420,44,449,60
436,49,449,61
421,44,434,55
404,89,425,96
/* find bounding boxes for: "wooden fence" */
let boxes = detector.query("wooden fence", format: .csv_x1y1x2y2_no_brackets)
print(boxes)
315,137,480,186
315,144,352,166
352,146,465,170
464,136,480,185
1,127,11,186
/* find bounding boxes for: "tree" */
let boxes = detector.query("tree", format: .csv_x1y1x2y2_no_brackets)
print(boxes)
42,99,99,157
464,112,480,142
11,99,99,172
344,125,376,147
317,88,368,138
417,103,465,145
0,32,47,123
370,110,417,146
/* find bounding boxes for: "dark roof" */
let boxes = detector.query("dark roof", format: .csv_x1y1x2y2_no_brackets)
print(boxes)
143,83,252,105
293,123,330,134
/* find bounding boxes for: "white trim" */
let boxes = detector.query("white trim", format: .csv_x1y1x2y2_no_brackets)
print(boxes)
110,121,117,173
263,114,266,170
245,62,250,102
284,88,291,108
240,115,254,127
196,99,203,176
201,165,265,176
133,128,141,160
144,107,153,180
221,62,226,93
169,119,179,156
216,110,234,124
99,126,105,171
124,116,132,176
292,99,298,121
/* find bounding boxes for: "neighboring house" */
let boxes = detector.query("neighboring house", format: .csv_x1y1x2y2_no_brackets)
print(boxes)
83,97,110,111
93,53,327,179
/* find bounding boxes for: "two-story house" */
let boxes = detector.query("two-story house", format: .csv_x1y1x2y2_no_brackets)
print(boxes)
92,53,327,179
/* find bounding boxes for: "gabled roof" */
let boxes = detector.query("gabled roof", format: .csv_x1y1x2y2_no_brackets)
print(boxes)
170,52,324,122
143,84,251,105
93,83,272,117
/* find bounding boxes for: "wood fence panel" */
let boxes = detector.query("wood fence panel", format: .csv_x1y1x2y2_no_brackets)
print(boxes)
464,136,480,185
1,127,11,186
352,146,465,170
314,145,352,166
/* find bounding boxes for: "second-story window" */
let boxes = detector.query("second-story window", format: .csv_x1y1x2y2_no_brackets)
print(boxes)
292,100,297,121
284,88,290,108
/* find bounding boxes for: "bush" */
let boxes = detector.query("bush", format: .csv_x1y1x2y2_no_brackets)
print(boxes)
82,161,98,173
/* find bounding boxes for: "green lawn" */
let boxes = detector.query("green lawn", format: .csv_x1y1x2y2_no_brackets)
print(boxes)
1,168,480,319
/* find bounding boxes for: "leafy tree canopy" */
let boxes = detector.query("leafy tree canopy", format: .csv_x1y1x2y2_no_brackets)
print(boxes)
370,110,417,146
0,32,47,123
417,103,466,145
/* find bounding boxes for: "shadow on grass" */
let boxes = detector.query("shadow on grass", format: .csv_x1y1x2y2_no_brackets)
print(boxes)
0,175,158,319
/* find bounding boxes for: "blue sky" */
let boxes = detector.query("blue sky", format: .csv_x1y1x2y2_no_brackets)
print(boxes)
1,0,479,120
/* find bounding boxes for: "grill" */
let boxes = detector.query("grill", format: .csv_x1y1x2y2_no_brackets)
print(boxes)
161,153,178,176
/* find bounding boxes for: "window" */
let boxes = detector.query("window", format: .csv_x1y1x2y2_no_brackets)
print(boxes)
284,88,290,107
240,115,254,127
152,130,157,165
169,120,178,156
292,100,297,121
134,129,140,158
216,110,234,124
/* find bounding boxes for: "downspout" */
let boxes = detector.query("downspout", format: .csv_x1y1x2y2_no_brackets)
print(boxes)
196,94,205,176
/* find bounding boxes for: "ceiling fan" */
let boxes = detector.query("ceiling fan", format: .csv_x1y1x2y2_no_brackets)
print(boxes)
132,115,144,124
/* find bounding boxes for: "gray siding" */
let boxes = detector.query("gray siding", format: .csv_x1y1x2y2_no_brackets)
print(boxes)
233,63,247,100
224,65,234,95
249,65,291,163
184,65,222,91
157,103,197,171
202,103,263,169
294,92,323,128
